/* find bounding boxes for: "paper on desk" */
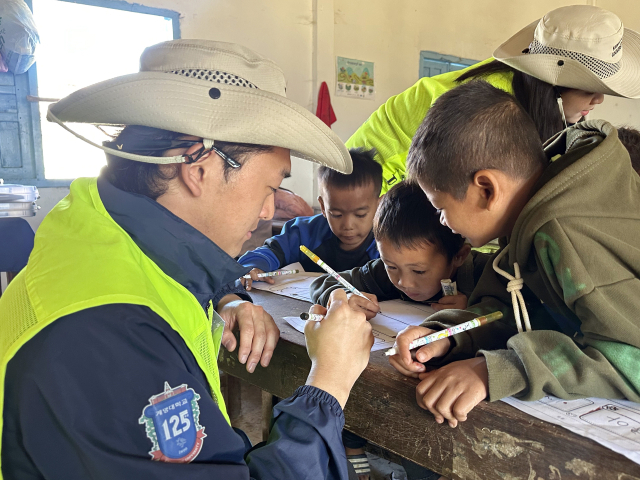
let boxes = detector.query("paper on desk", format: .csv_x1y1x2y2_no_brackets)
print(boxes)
502,395,640,465
250,263,321,303
285,299,434,352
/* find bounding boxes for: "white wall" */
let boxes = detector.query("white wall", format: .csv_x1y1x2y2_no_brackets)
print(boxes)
31,0,640,227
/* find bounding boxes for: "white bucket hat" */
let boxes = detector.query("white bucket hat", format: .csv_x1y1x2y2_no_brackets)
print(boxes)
47,39,353,173
494,5,640,98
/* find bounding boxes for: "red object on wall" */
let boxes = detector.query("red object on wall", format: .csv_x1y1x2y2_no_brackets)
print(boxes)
316,81,336,128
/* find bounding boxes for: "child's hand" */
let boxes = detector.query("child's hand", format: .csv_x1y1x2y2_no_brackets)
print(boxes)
388,325,452,377
431,293,467,312
242,268,275,291
416,357,488,428
347,292,380,319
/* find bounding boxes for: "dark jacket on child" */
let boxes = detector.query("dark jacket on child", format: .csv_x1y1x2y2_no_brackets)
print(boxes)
421,120,640,404
309,250,490,307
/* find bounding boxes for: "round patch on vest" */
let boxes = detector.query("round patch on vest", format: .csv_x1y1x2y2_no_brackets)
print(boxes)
139,382,206,463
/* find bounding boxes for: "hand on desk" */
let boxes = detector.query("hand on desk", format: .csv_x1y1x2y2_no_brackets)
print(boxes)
431,293,468,312
305,289,374,408
416,357,488,428
388,325,452,377
217,294,280,373
242,268,275,291
344,291,380,320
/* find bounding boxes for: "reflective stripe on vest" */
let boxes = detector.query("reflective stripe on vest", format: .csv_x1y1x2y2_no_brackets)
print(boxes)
0,178,229,475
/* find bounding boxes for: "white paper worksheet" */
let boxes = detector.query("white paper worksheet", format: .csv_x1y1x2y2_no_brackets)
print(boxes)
285,300,434,352
502,395,640,465
250,263,320,303
252,263,435,351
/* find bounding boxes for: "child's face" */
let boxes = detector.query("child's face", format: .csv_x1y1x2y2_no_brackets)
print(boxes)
318,182,379,251
418,170,538,247
377,239,456,302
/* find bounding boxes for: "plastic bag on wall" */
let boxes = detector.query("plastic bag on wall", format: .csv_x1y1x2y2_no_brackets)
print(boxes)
0,0,40,74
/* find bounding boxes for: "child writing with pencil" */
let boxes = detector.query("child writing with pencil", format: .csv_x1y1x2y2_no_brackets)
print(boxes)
310,181,490,480
239,148,382,288
390,80,640,432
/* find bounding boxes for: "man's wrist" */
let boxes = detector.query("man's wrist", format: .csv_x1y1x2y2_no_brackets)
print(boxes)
306,364,350,408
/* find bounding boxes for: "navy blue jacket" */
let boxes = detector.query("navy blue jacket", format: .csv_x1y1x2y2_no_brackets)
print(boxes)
238,213,379,273
2,177,349,480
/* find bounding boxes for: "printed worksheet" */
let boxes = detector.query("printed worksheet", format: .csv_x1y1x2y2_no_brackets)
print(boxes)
502,395,640,465
250,263,321,303
285,299,434,352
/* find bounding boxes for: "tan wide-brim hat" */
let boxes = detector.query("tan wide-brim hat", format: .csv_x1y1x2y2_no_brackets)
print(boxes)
494,5,640,98
47,39,353,173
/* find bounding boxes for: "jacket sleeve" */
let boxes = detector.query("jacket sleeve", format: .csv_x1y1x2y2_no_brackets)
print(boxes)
2,304,349,480
246,386,348,480
481,221,640,402
238,215,332,272
309,259,400,306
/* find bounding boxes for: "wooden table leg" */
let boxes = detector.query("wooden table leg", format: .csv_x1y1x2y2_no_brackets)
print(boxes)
261,390,276,442
220,372,243,421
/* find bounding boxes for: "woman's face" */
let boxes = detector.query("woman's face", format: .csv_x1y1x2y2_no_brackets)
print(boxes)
561,89,605,124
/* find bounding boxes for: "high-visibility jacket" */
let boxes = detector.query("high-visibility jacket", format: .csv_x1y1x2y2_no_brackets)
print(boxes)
346,58,514,194
0,177,229,475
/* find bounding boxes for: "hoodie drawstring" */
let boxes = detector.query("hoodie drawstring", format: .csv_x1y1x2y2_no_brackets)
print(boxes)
492,245,532,333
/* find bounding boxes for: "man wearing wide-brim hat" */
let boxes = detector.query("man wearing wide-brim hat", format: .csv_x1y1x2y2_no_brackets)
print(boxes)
0,40,373,479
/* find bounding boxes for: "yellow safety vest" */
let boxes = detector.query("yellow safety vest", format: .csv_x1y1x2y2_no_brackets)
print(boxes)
346,58,515,194
0,177,229,475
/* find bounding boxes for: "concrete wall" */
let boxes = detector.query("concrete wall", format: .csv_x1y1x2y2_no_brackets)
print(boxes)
30,0,640,229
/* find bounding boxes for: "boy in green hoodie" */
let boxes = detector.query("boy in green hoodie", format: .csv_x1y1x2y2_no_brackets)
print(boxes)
391,80,640,429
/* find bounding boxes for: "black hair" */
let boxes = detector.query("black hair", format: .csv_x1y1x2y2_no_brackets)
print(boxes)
373,181,464,261
456,60,567,143
317,148,382,196
102,125,273,200
617,126,640,173
407,80,547,200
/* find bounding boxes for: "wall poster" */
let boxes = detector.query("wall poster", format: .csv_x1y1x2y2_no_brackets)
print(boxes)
336,56,374,100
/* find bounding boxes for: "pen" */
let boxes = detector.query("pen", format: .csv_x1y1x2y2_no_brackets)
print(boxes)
243,269,299,279
384,311,503,356
300,312,324,322
299,245,378,310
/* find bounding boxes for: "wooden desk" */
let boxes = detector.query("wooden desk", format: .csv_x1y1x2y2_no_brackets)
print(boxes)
219,290,640,480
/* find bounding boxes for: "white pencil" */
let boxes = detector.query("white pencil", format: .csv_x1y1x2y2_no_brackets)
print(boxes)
243,269,299,279
384,311,503,356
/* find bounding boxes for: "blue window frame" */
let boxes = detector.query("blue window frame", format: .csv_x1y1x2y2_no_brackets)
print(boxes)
0,0,180,187
419,50,477,79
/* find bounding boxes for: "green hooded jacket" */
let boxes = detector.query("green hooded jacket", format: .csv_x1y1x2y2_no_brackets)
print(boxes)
422,120,640,403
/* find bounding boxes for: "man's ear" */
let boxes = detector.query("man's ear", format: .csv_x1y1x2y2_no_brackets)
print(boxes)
452,243,471,268
472,170,501,212
178,144,224,198
318,195,327,217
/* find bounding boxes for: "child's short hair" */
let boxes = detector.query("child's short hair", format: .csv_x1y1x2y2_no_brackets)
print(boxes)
373,182,464,261
407,80,547,200
318,148,382,196
618,126,640,173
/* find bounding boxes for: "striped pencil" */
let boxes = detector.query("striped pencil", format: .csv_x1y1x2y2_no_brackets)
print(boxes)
299,245,376,307
243,269,299,279
384,311,503,356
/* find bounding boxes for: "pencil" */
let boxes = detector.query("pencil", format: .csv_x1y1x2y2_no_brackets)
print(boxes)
299,245,377,309
243,269,299,279
384,311,503,356
300,312,324,322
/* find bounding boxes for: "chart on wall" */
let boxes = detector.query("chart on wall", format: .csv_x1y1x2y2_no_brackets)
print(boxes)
336,57,375,100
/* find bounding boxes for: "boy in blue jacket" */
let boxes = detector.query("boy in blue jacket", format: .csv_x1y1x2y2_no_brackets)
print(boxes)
240,148,382,288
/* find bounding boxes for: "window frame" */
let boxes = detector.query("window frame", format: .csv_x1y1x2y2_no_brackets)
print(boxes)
13,0,180,187
419,50,477,79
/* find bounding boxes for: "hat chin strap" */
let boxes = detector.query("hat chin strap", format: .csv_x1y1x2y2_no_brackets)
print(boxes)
556,94,568,129
47,110,215,165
